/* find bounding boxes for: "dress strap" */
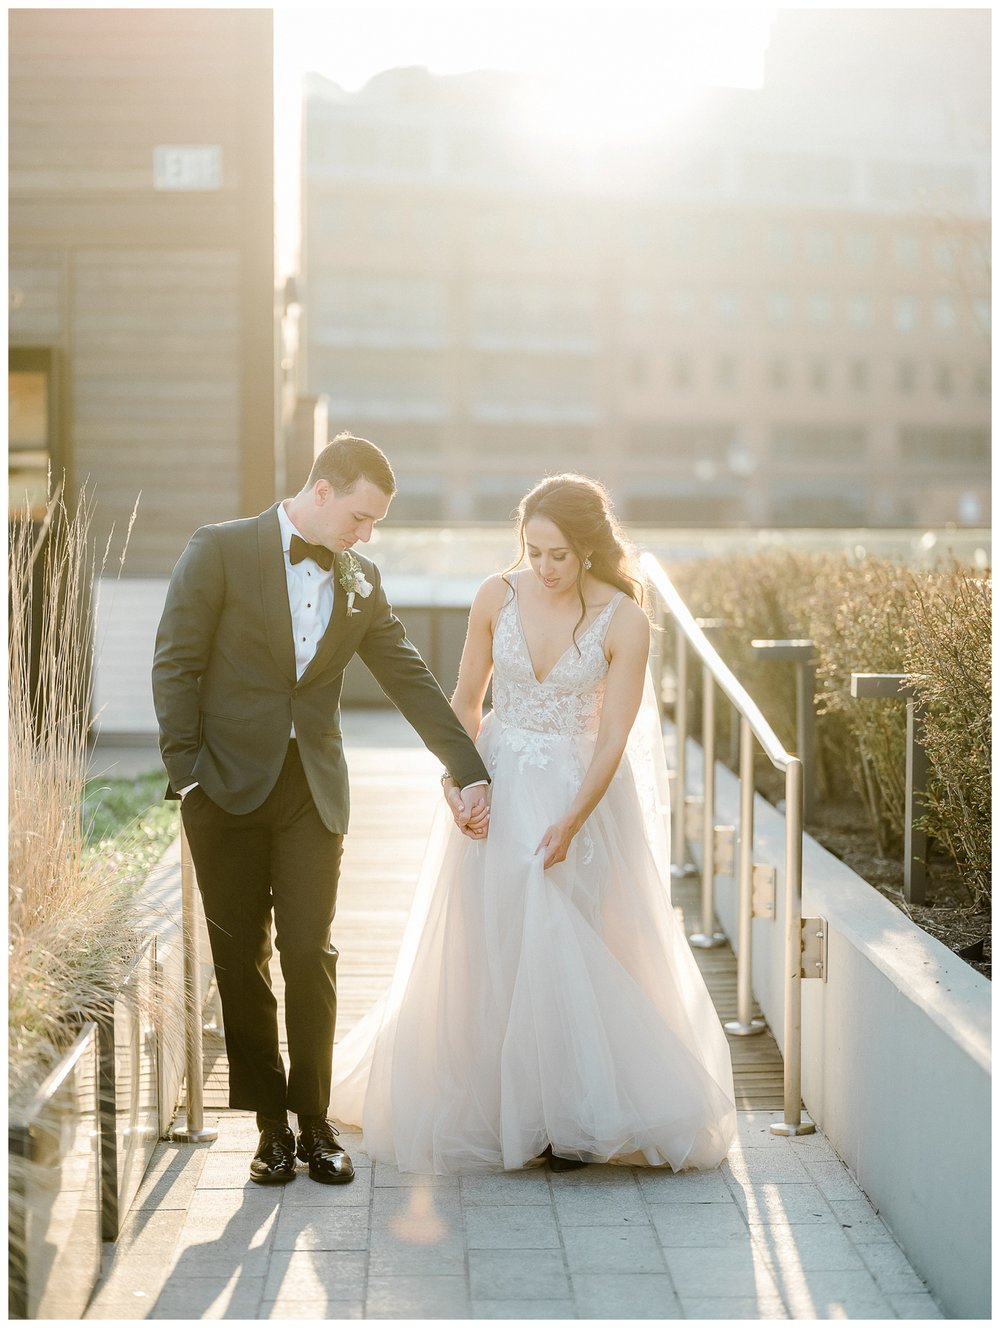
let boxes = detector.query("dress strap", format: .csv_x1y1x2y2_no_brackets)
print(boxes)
598,591,627,642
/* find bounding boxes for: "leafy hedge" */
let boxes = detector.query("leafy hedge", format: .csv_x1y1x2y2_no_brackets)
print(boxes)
672,550,991,907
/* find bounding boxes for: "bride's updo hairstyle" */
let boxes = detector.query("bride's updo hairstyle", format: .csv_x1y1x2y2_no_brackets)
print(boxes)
509,473,646,636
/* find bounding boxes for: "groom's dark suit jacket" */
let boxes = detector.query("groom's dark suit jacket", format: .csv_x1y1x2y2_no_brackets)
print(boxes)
152,503,489,832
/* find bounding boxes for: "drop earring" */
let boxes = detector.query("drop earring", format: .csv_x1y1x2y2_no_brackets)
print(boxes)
584,558,592,570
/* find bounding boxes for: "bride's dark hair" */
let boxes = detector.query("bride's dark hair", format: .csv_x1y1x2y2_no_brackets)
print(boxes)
506,473,646,640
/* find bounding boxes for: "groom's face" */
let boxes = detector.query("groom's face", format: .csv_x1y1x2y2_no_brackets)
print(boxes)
311,478,392,552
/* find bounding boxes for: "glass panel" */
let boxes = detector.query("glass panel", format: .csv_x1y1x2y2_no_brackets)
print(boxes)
9,368,51,520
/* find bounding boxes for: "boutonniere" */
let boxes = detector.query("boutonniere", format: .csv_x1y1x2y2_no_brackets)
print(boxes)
338,551,373,616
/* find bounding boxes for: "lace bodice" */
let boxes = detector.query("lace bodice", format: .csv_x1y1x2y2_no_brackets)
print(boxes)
491,573,625,741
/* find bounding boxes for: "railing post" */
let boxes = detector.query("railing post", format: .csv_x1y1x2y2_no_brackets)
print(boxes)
750,639,817,822
171,821,217,1143
690,665,725,948
671,619,696,878
770,758,816,1135
725,716,765,1036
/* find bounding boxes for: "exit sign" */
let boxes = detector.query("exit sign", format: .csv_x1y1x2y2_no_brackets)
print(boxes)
153,145,222,191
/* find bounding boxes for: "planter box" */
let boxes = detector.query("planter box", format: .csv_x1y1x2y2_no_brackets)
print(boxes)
695,742,991,1320
9,1023,102,1320
97,936,160,1241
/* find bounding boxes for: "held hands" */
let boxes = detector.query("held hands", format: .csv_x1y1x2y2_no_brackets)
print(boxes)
443,777,490,840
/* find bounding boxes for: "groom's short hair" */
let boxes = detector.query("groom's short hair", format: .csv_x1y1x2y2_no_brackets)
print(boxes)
308,433,397,497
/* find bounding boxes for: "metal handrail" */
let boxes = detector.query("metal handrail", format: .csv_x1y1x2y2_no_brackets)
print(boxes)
641,552,814,1137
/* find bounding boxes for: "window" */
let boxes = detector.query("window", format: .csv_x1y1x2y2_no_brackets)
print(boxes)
769,358,789,391
9,348,57,520
900,426,989,466
767,223,793,261
972,362,990,398
766,291,792,325
891,231,920,268
849,360,870,392
846,228,875,264
623,286,653,319
716,356,738,390
671,355,693,389
806,228,835,262
809,360,830,392
934,364,954,397
932,297,957,335
896,360,918,394
772,425,867,463
847,295,873,330
808,294,833,327
974,298,990,334
893,297,919,334
668,290,694,322
668,217,695,256
715,291,740,324
933,238,959,272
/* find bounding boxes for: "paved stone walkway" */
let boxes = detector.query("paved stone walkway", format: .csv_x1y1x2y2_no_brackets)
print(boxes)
85,716,944,1320
85,1110,941,1320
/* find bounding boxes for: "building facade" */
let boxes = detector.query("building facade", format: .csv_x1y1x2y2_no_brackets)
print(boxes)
8,8,277,572
300,10,990,526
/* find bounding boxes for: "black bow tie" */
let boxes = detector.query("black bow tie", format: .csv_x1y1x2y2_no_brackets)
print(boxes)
289,534,335,571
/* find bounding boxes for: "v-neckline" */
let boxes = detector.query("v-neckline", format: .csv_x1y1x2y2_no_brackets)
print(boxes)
513,571,618,686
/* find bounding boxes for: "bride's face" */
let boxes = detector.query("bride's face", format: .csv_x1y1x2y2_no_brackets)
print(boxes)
523,516,583,594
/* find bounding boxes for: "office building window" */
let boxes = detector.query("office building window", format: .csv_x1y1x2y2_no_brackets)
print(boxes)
772,424,866,463
900,426,989,466
932,296,957,335
766,291,792,325
668,217,695,255
974,297,990,334
805,228,835,262
896,360,918,394
767,223,793,261
846,228,875,263
715,291,740,324
847,295,873,329
769,358,789,391
809,360,830,392
670,354,693,389
849,359,870,392
9,348,56,520
934,364,954,397
715,356,737,390
668,290,695,322
716,220,742,258
893,297,919,334
891,230,920,268
623,286,653,320
933,238,959,271
808,294,833,327
972,362,991,398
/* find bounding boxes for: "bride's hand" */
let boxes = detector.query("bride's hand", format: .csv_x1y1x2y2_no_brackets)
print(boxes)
535,816,578,869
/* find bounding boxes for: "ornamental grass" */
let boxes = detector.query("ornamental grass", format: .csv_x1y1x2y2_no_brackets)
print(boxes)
8,482,150,1107
672,548,991,909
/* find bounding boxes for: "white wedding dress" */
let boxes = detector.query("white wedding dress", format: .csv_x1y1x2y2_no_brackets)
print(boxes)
331,572,736,1173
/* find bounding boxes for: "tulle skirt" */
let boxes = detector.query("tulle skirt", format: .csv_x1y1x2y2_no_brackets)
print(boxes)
330,711,736,1174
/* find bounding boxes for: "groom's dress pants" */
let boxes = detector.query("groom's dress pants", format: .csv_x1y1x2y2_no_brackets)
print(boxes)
180,739,344,1118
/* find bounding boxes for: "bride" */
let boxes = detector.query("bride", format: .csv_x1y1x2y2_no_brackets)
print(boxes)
331,474,736,1173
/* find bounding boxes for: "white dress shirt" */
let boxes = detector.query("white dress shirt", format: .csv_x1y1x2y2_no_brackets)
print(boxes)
276,502,336,698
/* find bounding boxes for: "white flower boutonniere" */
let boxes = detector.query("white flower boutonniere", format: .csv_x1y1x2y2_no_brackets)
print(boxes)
338,551,373,616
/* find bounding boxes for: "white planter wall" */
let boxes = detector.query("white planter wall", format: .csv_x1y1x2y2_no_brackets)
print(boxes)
694,746,991,1320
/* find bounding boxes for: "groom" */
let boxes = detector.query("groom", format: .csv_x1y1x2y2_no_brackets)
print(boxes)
152,433,490,1184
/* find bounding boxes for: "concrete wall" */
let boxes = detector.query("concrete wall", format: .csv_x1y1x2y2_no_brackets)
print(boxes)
697,748,990,1320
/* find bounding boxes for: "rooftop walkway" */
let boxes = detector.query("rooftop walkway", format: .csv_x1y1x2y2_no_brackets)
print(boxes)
85,714,942,1320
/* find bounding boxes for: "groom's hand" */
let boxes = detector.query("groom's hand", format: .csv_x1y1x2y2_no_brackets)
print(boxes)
459,785,490,840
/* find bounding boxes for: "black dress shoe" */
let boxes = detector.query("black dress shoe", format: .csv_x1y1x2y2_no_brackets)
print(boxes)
542,1144,588,1173
250,1123,296,1184
296,1117,355,1184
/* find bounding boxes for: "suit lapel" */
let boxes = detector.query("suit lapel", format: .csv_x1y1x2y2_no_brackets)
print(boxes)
257,504,297,682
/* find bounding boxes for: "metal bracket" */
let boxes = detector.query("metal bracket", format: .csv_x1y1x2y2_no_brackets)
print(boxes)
713,825,735,877
751,863,776,919
684,795,703,843
800,917,828,980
